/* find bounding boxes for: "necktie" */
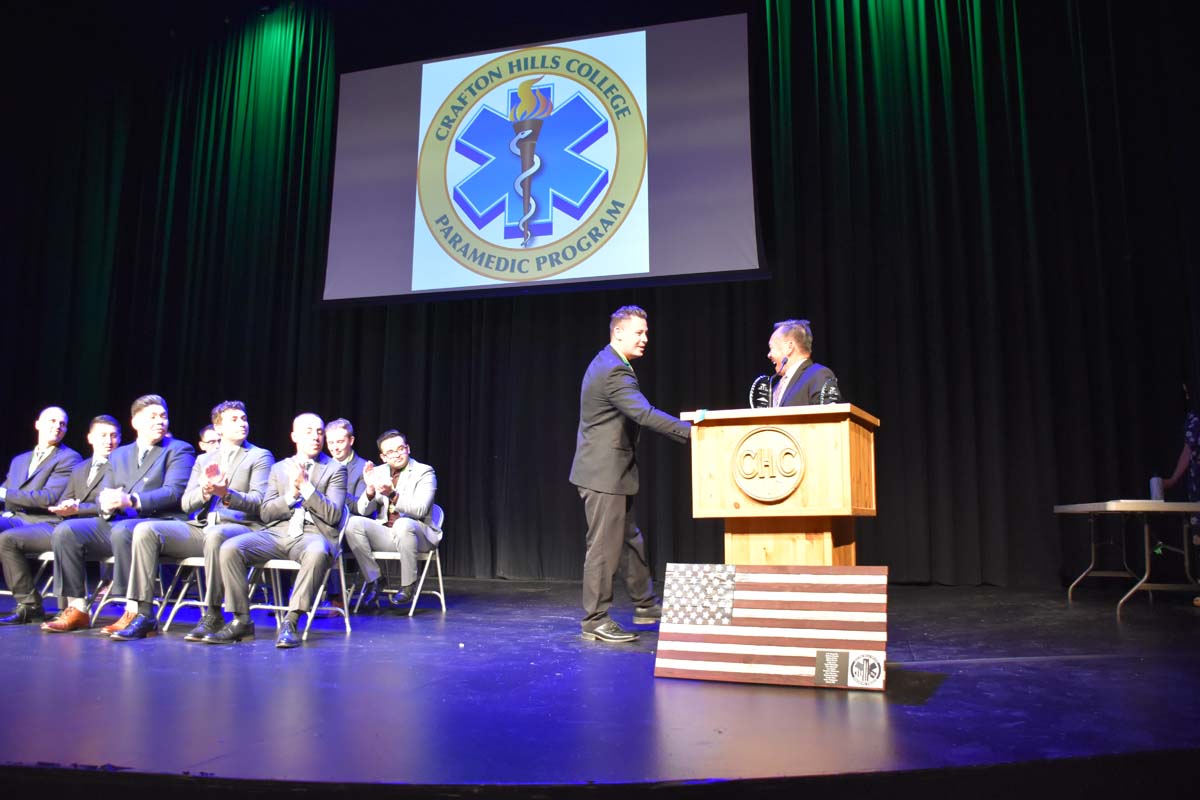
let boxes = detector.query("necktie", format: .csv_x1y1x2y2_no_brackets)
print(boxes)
138,448,148,467
773,376,785,407
88,459,106,485
28,449,46,478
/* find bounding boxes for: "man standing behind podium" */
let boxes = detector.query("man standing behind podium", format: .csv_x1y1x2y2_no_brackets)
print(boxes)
569,305,691,644
767,319,841,406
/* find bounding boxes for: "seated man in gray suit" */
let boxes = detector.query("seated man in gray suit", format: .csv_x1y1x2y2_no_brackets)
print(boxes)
206,412,345,649
345,430,440,604
44,394,195,633
112,400,274,641
0,406,81,532
0,415,118,625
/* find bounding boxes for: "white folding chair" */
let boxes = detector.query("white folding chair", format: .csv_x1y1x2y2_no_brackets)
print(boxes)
160,556,208,631
90,556,120,623
0,551,55,600
248,507,352,641
90,554,169,625
353,504,446,617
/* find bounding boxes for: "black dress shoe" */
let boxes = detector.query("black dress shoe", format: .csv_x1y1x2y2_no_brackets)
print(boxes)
0,605,45,625
581,619,639,643
111,613,158,641
633,603,662,625
203,618,255,644
359,577,385,606
394,582,418,604
184,611,225,642
275,618,301,649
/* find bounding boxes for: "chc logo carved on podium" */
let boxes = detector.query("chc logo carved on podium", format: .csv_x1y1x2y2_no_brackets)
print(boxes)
732,426,805,503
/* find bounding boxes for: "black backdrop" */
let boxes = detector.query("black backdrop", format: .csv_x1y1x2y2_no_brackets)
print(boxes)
2,0,1197,588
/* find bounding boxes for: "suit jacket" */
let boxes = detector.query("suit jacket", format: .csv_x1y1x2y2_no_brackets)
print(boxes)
340,452,370,512
569,344,690,495
260,453,346,541
2,445,82,515
357,457,441,544
779,358,840,407
52,457,114,519
180,441,275,527
106,437,196,520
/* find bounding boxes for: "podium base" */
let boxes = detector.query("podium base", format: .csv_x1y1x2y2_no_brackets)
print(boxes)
724,517,856,566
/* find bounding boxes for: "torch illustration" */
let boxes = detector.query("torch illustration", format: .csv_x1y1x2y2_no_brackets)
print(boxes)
508,76,553,247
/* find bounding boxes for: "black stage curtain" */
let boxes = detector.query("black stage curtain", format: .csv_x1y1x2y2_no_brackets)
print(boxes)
2,1,1196,587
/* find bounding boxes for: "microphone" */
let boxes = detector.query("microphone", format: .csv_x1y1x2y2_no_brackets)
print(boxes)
771,357,788,406
749,357,789,408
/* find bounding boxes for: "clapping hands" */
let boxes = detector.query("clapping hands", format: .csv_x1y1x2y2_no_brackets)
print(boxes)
203,462,230,499
362,462,393,498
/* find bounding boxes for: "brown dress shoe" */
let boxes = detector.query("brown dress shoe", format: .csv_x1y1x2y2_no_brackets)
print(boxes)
100,610,137,635
41,607,90,633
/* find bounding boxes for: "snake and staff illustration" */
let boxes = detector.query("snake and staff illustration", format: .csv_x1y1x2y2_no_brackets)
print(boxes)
508,76,553,247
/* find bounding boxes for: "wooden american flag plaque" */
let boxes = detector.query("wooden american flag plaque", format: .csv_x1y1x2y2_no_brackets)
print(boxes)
653,563,888,691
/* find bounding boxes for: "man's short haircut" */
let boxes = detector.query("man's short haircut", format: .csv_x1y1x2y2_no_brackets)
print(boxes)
90,415,121,435
293,412,324,430
609,305,647,336
131,394,168,417
326,418,354,436
773,319,814,355
39,406,68,424
211,400,246,425
376,429,407,450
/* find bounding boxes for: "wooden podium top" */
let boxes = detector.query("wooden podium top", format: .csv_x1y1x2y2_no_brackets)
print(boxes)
681,403,881,430
684,403,879,519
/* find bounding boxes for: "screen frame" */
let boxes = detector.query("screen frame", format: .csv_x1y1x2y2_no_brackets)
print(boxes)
319,6,772,309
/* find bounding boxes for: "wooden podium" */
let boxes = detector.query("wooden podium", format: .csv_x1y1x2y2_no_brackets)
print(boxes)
681,404,879,566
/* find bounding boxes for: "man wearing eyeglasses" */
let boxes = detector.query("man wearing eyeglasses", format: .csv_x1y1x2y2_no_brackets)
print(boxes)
197,425,221,454
344,430,439,605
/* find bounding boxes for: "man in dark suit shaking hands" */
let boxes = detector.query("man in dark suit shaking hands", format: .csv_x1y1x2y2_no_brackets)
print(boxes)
569,305,691,644
767,319,841,407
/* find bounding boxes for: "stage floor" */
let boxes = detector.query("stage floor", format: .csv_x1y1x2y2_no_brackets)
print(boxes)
1,578,1199,792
